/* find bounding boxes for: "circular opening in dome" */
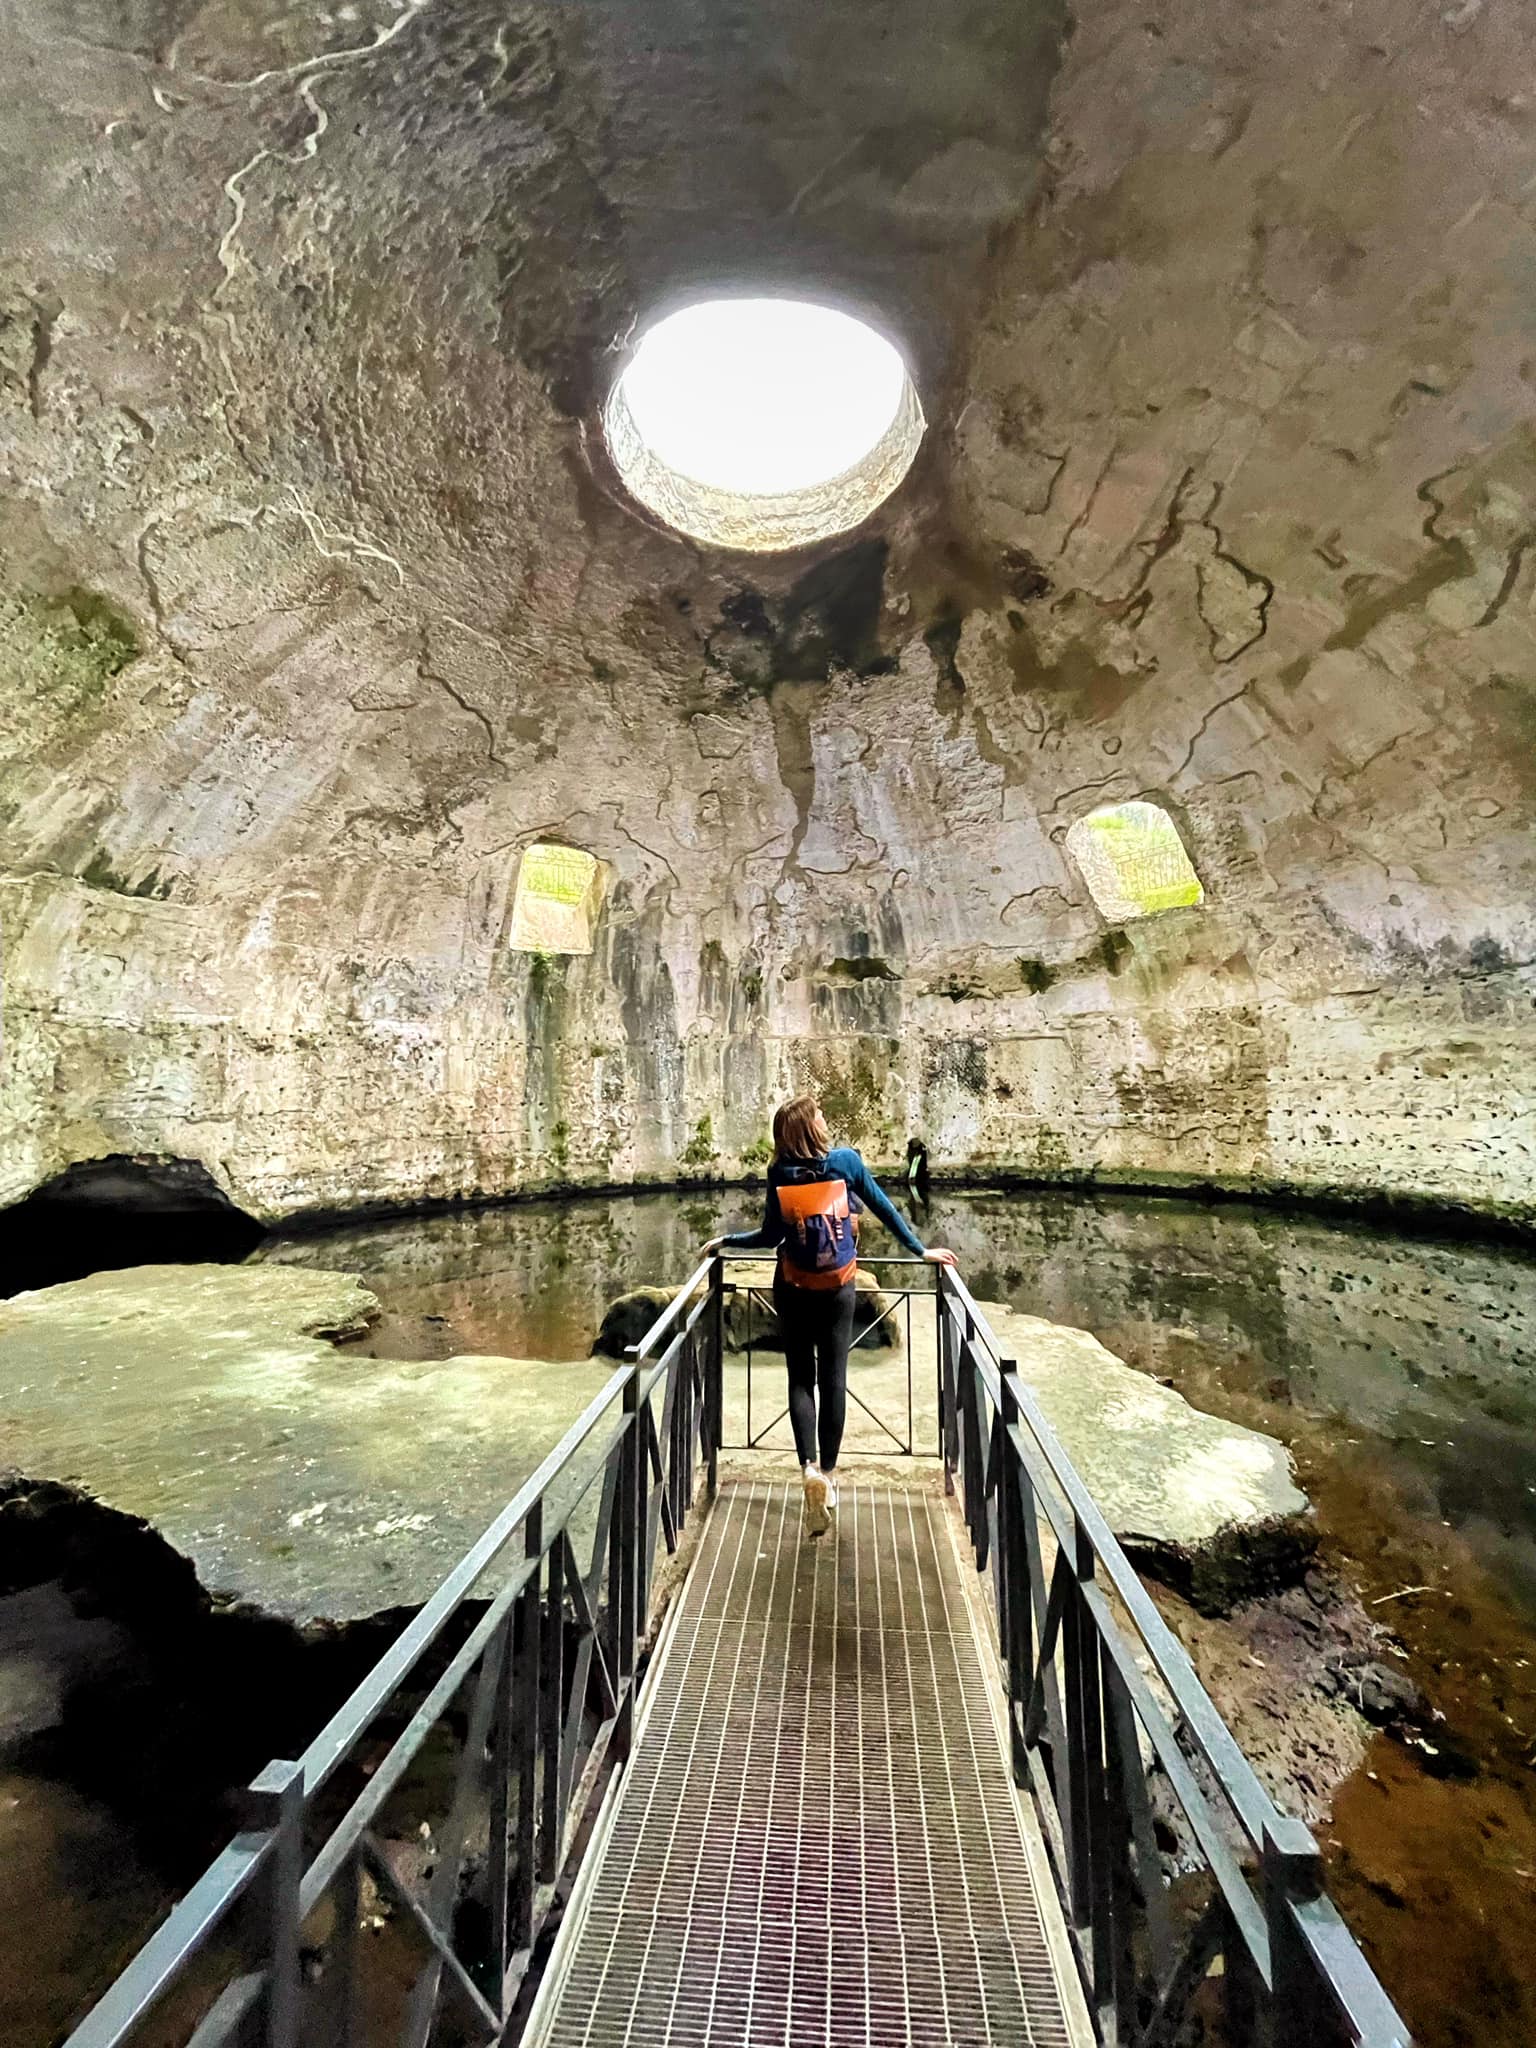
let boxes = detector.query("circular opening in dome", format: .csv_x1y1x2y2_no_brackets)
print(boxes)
604,298,925,552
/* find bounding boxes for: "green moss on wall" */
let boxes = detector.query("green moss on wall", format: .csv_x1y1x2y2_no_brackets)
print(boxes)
806,1043,895,1149
824,956,898,983
1,589,140,715
79,852,172,899
1100,929,1133,976
681,1115,717,1167
1031,1126,1072,1173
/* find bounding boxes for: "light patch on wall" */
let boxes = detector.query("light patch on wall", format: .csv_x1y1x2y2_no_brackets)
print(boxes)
1066,802,1204,922
510,843,602,954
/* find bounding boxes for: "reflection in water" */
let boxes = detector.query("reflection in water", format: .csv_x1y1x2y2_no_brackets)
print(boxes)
259,1186,1536,2048
261,1189,736,1364
259,1187,1536,1615
932,1191,1536,1618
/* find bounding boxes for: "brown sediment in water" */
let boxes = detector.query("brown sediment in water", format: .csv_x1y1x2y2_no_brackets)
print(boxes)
0,1771,177,2046
1148,1347,1536,2048
1329,1740,1535,2048
1307,1457,1536,2048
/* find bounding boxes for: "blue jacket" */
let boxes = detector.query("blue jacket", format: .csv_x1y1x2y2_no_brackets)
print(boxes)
722,1146,926,1259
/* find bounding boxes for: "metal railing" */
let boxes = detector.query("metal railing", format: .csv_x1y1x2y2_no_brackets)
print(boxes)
61,1252,1411,2048
727,1249,926,1455
936,1264,1412,2048
61,1258,725,2048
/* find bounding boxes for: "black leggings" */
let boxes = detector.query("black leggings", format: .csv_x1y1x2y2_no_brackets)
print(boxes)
774,1277,856,1472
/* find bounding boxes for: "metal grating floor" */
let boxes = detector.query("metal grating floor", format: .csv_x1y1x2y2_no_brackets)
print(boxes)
530,1479,1087,2048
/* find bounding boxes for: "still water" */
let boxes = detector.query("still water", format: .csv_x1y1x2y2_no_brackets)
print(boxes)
259,1186,1536,1617
6,1186,1535,2047
259,1185,1536,2048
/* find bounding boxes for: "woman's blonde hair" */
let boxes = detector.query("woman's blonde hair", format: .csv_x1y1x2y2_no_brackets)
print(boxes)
772,1094,831,1161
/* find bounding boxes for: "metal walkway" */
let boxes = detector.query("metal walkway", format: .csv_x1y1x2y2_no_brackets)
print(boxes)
527,1479,1087,2048
60,1256,1411,2048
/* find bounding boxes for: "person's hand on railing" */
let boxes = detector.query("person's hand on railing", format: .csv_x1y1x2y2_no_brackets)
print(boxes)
702,1237,725,1256
924,1247,958,1267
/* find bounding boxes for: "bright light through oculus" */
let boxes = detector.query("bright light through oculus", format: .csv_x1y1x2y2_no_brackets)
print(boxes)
618,300,908,493
604,297,925,551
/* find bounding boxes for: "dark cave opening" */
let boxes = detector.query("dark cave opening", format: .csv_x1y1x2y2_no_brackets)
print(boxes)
0,1157,266,1299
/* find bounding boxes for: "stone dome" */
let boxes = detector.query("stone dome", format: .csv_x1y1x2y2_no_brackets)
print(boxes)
1,0,1532,1227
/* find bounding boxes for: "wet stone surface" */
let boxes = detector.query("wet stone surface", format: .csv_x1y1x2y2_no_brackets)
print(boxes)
980,1300,1310,1609
0,1265,613,1625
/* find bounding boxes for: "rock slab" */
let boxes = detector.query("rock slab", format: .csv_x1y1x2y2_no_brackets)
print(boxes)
977,1302,1311,1609
0,1266,613,1626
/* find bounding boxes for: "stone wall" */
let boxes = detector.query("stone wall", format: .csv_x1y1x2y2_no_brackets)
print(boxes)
2,0,1533,1225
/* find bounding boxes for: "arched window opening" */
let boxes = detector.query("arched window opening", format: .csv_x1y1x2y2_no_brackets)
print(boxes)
510,843,602,954
604,297,925,552
1066,801,1204,922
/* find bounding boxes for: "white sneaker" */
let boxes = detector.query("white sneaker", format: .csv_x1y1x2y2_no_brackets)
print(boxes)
803,1464,831,1538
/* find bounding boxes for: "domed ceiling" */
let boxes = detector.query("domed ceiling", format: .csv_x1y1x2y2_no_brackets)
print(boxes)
2,0,1533,1225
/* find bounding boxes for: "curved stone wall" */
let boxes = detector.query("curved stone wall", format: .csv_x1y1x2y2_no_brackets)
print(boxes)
1,0,1532,1227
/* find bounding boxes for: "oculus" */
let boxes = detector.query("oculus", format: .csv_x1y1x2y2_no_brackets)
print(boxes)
605,297,924,552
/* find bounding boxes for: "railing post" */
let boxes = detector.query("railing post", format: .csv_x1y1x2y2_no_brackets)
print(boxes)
617,1366,641,1684
540,1532,565,1884
1262,1816,1325,2043
708,1256,724,1497
325,1846,363,2048
1062,1516,1098,1949
1098,1641,1140,2042
937,1273,955,1488
487,1614,513,1995
959,1314,986,1555
513,1503,543,1955
996,1366,1030,1783
673,1329,689,1523
240,1760,304,2048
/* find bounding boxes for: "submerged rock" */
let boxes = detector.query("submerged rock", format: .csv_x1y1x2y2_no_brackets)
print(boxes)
591,1285,685,1359
0,1266,613,1626
1151,1570,1374,1827
723,1263,901,1353
977,1302,1312,1611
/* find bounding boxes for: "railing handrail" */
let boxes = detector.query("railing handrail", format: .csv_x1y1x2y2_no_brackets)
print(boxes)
63,1272,726,2048
300,1282,716,1804
941,1266,1275,1835
56,1813,282,2048
298,1358,628,1797
624,1252,716,1361
936,1264,1411,2047
716,1249,934,1263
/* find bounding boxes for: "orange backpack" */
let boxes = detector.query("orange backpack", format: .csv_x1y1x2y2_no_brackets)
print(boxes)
776,1177,858,1289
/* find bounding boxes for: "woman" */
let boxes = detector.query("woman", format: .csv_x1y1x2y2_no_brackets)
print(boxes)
705,1096,956,1537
